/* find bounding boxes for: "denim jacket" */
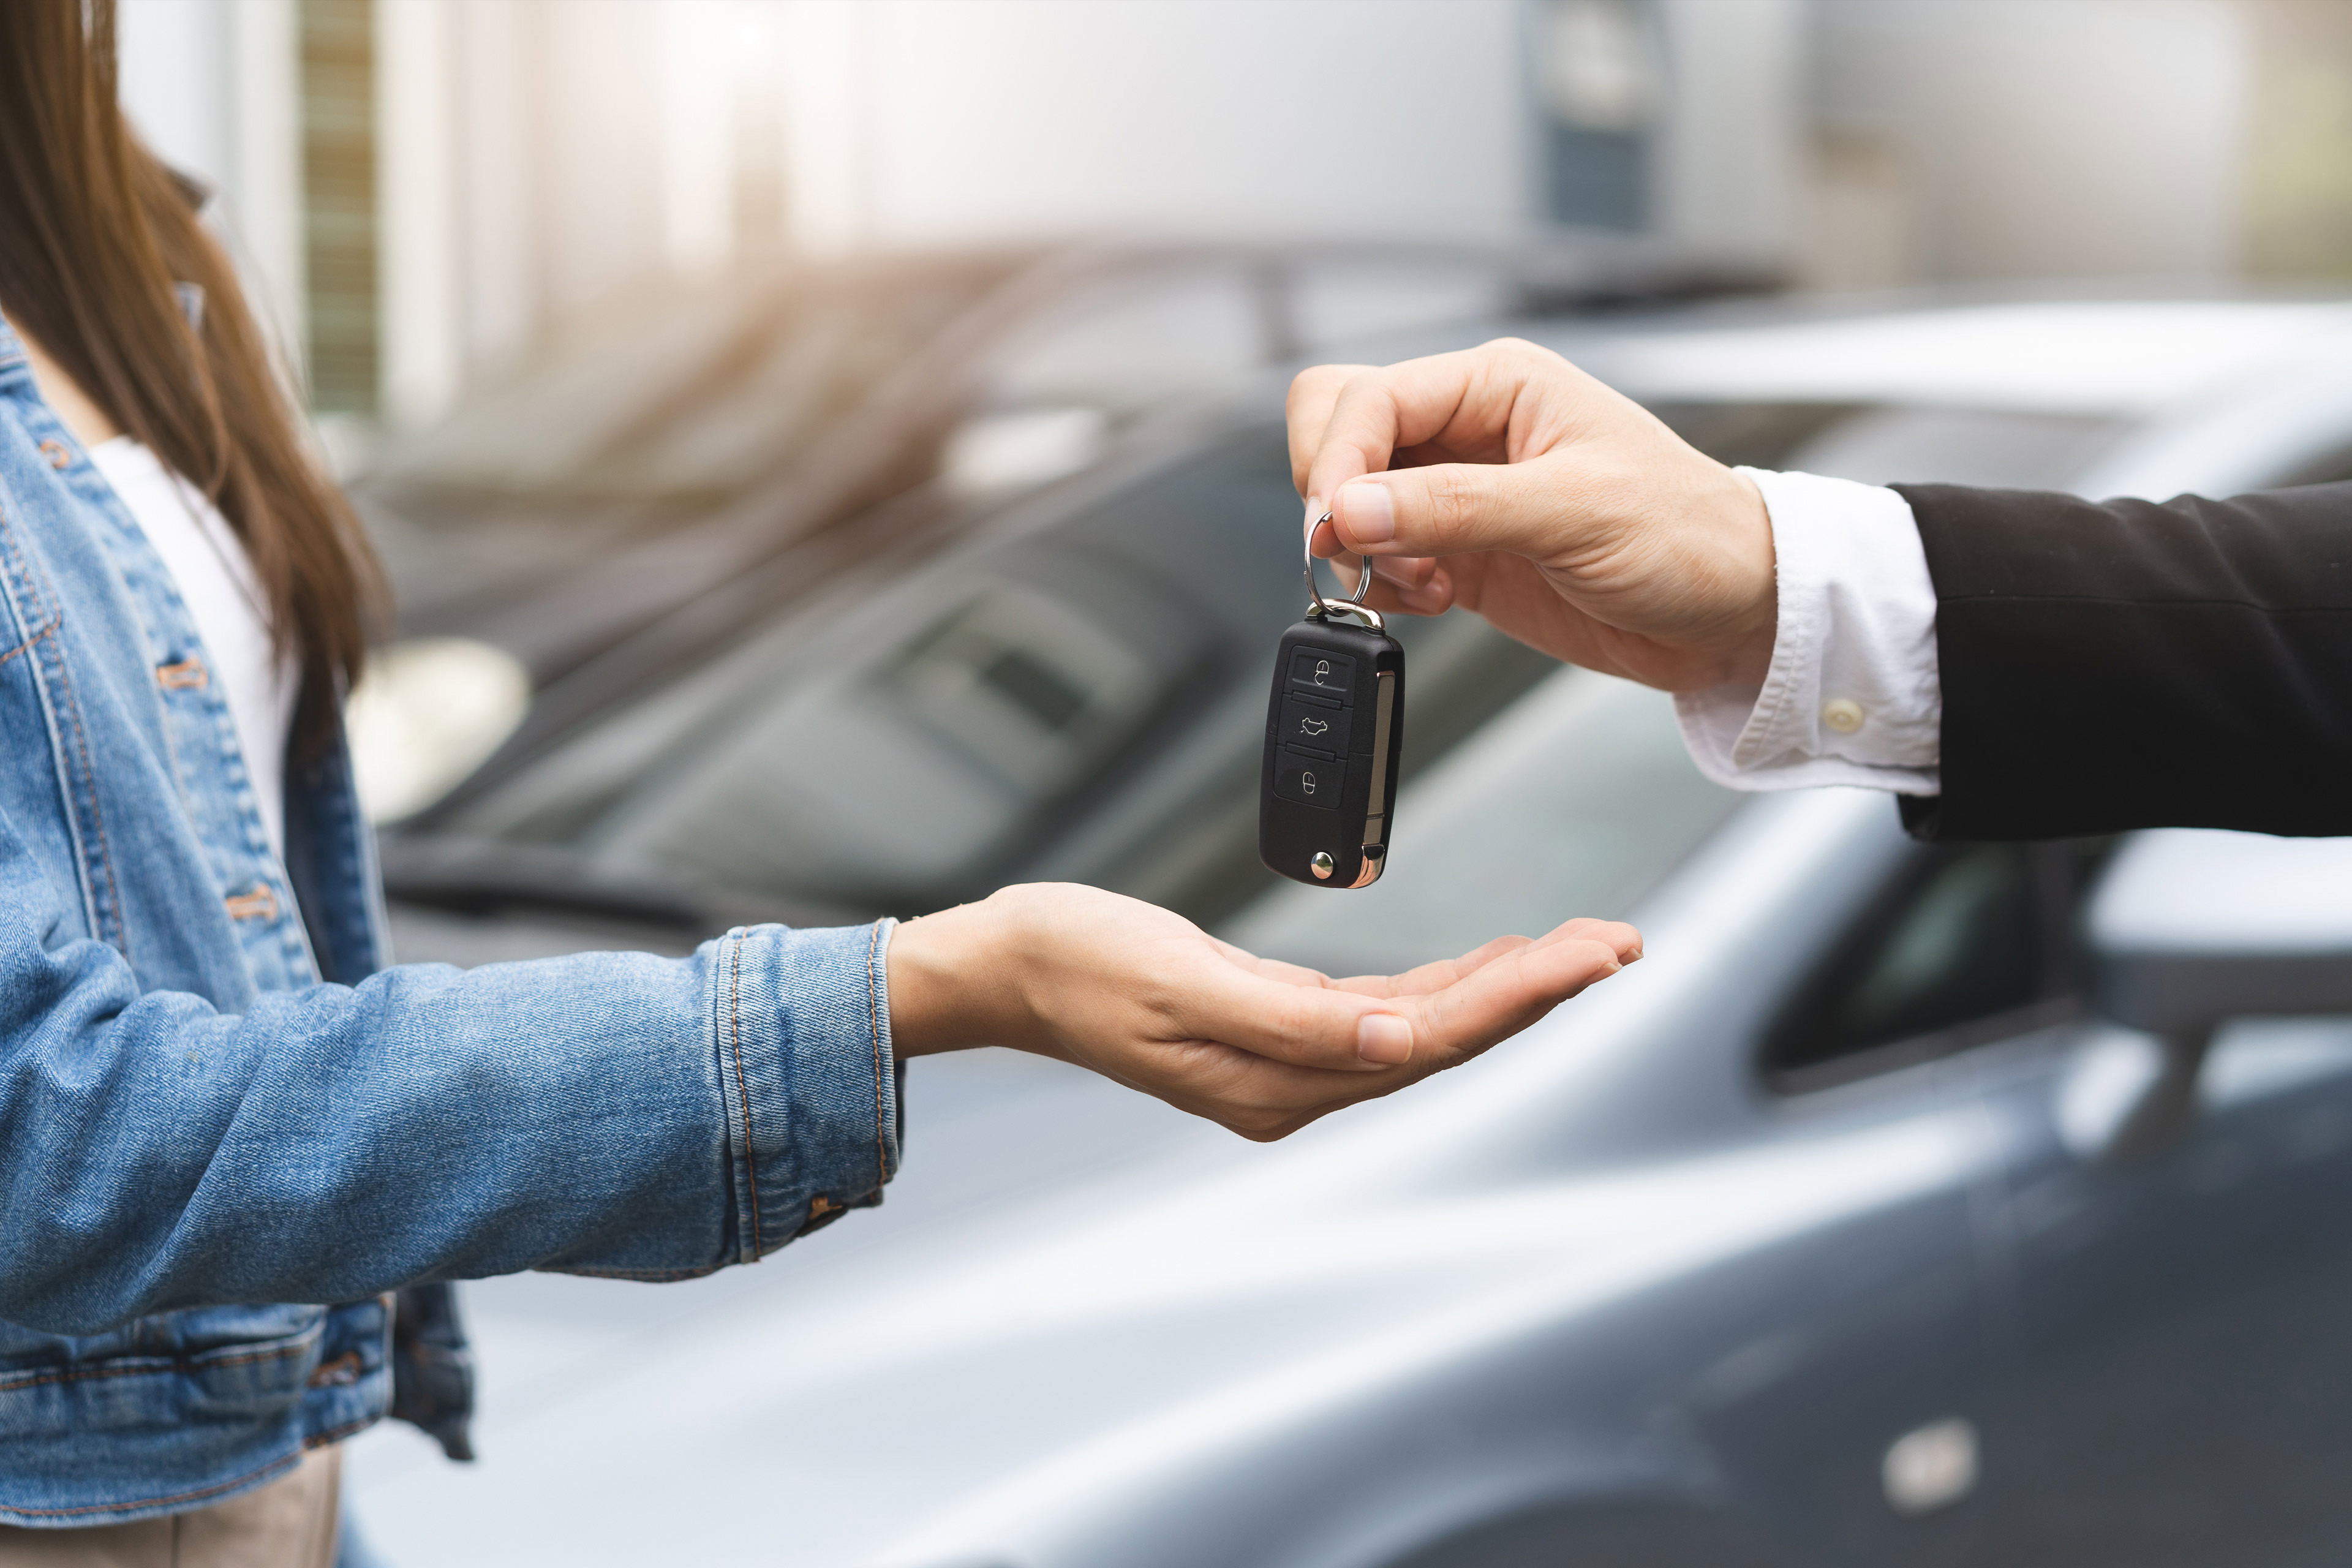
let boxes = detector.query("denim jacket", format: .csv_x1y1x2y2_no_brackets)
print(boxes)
0,312,900,1527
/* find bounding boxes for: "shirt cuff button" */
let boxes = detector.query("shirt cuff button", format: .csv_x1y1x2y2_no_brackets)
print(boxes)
1821,698,1866,734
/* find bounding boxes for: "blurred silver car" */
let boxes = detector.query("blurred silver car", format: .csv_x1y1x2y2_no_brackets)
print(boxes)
347,294,2352,1567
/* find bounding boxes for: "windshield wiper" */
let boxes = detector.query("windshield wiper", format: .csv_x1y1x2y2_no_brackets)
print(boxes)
376,832,790,930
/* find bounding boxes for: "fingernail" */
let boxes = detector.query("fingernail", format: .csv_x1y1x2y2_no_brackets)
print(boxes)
1369,555,1425,587
1338,479,1394,545
1357,1013,1414,1065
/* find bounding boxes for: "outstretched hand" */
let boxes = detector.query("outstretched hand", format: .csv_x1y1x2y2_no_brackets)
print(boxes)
1287,337,1780,693
888,883,1639,1140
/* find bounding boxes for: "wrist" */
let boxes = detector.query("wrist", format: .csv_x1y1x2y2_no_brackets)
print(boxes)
885,897,1022,1057
1713,466,1779,687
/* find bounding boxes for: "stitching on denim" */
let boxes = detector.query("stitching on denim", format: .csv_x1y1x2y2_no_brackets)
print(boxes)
0,503,51,628
53,630,128,961
303,1415,377,1449
728,933,762,1261
0,1450,303,1518
0,506,110,951
0,505,129,956
541,1261,724,1282
0,611,57,671
0,1338,311,1393
866,920,887,1189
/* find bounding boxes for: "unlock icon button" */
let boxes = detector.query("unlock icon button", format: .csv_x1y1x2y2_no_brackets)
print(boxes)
1274,748,1347,810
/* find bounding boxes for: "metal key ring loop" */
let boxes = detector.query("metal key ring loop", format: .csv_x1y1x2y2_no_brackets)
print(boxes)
1305,508,1377,623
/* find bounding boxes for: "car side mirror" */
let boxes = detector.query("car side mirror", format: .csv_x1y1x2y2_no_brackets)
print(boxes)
2082,831,2352,1161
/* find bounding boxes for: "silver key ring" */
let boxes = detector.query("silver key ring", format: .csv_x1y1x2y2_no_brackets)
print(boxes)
1305,508,1382,628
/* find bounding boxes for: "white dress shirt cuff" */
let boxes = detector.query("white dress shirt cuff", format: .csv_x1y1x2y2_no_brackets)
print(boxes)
1674,469,1942,794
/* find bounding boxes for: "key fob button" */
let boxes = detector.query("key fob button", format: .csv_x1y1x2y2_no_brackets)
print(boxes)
1262,616,1402,889
1287,647,1356,702
1277,695,1353,757
1273,748,1346,809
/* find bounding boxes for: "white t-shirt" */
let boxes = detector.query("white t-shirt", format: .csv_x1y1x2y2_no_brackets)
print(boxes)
89,437,298,858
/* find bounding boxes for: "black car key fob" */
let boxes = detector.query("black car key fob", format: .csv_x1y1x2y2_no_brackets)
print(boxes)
1259,532,1404,889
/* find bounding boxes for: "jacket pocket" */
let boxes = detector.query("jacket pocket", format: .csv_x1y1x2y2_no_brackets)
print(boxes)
0,1305,325,1525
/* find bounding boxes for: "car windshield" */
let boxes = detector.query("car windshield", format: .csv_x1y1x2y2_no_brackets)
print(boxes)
1217,669,1743,976
390,385,2120,929
431,423,1319,911
1648,401,2132,491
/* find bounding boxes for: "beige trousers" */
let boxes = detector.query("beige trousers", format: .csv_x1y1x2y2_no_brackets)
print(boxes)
0,1447,340,1568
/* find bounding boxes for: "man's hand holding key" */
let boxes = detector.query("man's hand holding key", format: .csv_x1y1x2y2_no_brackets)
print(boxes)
1289,336,1778,695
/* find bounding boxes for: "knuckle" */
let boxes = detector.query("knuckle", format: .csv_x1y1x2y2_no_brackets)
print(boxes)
1572,937,1623,967
1490,334,1556,368
1133,972,1189,1019
1425,469,1483,543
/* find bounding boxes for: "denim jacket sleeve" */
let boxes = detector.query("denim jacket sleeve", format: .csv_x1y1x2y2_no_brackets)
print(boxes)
0,820,900,1333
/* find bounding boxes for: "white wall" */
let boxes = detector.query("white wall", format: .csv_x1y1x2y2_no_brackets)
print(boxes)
780,0,1536,251
115,0,1810,425
1811,0,2251,283
118,0,305,358
1655,0,1804,262
379,0,461,428
119,0,2271,428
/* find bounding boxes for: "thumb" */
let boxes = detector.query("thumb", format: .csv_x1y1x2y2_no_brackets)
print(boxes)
1329,461,1586,565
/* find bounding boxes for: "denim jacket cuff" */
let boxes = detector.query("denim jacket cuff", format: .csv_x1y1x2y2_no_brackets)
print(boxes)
715,918,900,1261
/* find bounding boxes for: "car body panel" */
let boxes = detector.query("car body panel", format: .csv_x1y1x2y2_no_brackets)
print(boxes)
349,293,2352,1566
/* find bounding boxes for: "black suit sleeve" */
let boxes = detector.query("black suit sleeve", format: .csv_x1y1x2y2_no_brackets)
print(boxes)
1890,481,2352,841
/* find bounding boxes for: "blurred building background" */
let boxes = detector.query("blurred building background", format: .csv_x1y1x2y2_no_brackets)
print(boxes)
115,0,2352,447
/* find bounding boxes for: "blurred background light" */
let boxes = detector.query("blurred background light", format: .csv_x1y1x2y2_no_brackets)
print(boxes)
86,7,2352,1564
345,636,532,823
112,0,2352,450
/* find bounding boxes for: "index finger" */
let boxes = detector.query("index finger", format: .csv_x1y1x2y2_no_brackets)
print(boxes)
1286,363,1370,499
1297,349,1500,517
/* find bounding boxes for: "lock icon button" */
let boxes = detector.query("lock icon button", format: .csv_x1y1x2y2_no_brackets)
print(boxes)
1273,748,1346,810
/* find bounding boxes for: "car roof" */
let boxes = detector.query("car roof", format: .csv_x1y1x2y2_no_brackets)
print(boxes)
1507,296,2352,417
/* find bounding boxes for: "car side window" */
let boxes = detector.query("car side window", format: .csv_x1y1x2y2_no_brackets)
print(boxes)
1763,842,2103,1091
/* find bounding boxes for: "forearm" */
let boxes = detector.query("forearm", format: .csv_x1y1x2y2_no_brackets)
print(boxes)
1897,481,2352,839
0,919,897,1332
1676,473,2352,839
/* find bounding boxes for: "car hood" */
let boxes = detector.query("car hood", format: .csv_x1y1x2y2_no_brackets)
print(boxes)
347,794,1979,1568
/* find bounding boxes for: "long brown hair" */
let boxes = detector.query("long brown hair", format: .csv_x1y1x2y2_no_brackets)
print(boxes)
0,0,382,752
